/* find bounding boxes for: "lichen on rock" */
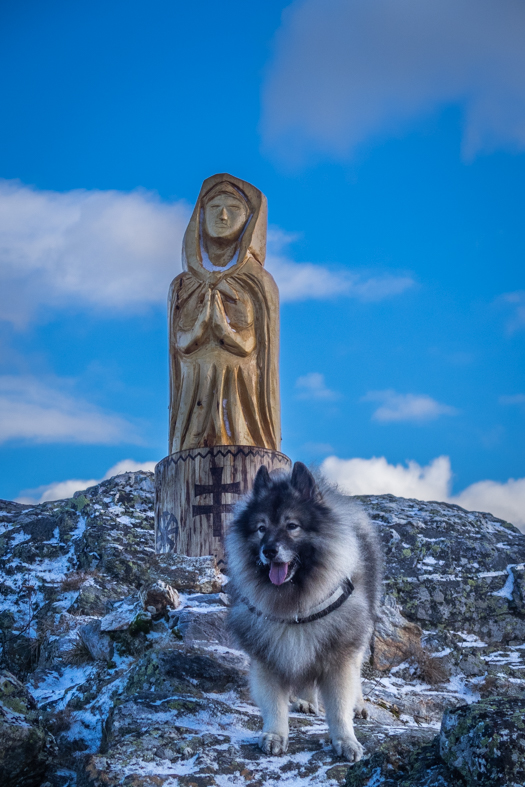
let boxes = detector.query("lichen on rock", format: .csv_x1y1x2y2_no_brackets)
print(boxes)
0,472,524,786
440,697,525,786
0,669,55,785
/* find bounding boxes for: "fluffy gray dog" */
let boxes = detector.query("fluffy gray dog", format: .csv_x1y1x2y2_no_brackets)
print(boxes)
226,461,382,763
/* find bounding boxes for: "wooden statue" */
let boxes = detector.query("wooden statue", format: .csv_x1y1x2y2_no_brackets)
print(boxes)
168,174,281,452
155,174,291,564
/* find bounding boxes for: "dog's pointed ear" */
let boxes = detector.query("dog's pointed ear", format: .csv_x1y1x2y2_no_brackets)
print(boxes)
253,465,271,497
291,462,320,501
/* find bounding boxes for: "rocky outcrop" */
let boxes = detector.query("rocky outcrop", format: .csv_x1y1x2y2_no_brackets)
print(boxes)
366,494,525,643
371,593,423,671
345,696,525,787
0,473,523,786
440,698,525,786
0,670,55,785
139,580,180,617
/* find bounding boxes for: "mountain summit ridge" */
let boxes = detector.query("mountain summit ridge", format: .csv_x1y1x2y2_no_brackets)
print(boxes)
0,470,524,786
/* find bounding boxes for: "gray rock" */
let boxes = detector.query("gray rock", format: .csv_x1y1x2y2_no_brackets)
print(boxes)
373,594,423,670
185,591,229,606
79,620,114,662
139,579,180,616
511,564,525,612
458,653,485,677
345,732,453,787
440,697,525,786
38,613,98,668
100,598,140,632
361,494,525,642
177,606,231,646
2,474,525,787
152,553,223,593
0,670,54,785
67,575,134,616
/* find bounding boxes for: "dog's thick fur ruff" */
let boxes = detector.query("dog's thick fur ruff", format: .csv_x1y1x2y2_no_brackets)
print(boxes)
226,462,383,762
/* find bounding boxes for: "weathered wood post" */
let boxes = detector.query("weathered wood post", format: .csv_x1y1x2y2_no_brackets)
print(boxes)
155,447,291,566
155,174,291,565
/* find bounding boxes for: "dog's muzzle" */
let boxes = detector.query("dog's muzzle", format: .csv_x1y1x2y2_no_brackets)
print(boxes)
259,544,295,565
259,544,298,585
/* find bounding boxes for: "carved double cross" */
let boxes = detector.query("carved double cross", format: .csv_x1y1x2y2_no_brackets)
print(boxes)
192,466,241,538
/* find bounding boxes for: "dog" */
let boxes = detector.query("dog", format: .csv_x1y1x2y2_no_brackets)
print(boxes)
225,461,382,763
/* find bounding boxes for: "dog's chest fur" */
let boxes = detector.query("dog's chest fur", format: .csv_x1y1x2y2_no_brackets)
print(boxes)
229,589,370,684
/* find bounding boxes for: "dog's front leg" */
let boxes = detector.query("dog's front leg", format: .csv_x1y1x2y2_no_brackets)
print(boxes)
250,659,289,755
318,655,364,763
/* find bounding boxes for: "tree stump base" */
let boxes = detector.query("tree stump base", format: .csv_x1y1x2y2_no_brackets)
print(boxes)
155,446,292,566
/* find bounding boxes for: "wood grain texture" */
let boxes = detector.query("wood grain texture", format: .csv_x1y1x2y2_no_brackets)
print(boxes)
168,174,281,453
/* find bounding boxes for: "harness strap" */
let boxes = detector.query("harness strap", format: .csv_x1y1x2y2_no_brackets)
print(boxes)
240,577,354,625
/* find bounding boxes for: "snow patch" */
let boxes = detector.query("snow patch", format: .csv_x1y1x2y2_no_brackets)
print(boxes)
492,563,524,600
28,664,96,709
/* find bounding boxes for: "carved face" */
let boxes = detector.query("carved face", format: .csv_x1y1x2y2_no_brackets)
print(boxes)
204,193,248,242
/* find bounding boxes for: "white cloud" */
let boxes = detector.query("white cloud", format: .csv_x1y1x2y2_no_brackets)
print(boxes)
263,0,525,161
0,179,190,327
16,458,158,504
295,372,341,401
267,228,414,303
345,275,415,302
321,454,525,532
322,455,451,500
0,183,413,325
269,256,351,302
499,393,525,406
0,375,141,445
499,291,525,334
452,478,525,531
362,389,458,423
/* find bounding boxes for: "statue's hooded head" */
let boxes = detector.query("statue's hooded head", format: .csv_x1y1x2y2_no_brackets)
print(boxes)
182,173,267,278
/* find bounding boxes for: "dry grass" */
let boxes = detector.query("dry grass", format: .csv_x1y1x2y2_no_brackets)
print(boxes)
37,614,63,640
60,571,90,592
63,636,93,666
408,642,449,685
478,674,498,695
45,707,74,735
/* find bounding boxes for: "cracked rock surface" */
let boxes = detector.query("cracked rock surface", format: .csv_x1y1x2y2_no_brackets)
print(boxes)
0,473,524,786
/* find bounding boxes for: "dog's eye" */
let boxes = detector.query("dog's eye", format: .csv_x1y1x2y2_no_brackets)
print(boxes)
287,522,300,531
257,525,266,534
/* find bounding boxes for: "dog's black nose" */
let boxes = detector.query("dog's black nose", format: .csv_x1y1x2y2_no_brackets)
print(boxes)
263,545,278,560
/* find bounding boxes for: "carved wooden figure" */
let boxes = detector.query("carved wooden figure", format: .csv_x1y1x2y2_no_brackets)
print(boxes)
168,174,280,452
155,174,290,563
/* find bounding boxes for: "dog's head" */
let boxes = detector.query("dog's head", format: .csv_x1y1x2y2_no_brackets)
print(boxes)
232,462,334,590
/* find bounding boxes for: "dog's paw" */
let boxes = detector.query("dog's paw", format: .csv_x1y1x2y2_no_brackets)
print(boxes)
332,735,364,763
353,700,369,719
259,732,288,755
291,698,317,714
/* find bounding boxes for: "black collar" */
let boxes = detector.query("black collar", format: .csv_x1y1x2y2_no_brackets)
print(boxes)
240,577,354,625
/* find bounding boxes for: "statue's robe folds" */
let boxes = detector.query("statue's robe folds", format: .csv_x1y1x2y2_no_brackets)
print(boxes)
168,173,281,454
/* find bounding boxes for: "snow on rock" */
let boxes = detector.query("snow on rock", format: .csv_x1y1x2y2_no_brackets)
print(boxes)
0,473,524,786
0,669,55,784
100,598,143,632
139,579,180,617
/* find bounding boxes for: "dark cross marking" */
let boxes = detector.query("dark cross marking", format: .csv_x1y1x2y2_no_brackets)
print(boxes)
157,511,179,553
192,466,242,538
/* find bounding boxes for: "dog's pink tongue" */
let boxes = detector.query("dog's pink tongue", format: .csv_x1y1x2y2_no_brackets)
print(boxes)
269,561,289,586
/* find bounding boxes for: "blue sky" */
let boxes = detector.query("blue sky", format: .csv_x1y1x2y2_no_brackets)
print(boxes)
1,0,524,528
